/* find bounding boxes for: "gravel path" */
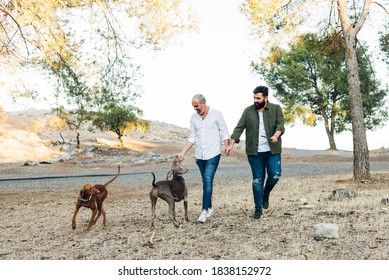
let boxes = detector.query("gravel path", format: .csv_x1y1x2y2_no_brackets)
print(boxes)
1,158,388,189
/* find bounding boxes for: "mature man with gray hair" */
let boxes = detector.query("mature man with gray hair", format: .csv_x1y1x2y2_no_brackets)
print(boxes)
178,94,230,223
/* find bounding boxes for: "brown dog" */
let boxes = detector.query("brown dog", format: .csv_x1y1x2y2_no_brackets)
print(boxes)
71,165,120,232
150,155,189,228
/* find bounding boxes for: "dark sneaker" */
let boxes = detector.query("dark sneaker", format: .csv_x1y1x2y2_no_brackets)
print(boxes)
254,208,262,220
263,195,269,209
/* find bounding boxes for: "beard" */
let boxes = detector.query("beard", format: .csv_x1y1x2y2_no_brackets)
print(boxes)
196,108,205,115
254,101,266,109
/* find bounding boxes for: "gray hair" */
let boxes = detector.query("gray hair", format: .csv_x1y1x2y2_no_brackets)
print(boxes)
192,94,206,102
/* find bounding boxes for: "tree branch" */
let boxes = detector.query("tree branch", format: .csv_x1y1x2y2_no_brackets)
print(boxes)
372,1,389,14
0,7,30,56
353,0,372,33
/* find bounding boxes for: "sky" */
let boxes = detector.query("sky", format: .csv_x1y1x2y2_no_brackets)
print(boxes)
135,0,388,151
2,0,388,151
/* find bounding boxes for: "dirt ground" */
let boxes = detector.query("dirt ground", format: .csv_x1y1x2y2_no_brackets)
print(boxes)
1,110,389,260
1,152,389,260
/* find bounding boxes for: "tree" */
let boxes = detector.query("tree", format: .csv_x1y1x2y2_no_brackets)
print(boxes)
54,106,90,149
0,0,196,65
337,0,373,181
92,103,141,148
32,0,188,148
241,0,388,181
258,33,388,150
45,48,94,150
1,0,197,111
48,115,67,149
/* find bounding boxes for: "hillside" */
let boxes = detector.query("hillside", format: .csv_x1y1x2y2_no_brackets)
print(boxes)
0,110,194,164
1,109,388,165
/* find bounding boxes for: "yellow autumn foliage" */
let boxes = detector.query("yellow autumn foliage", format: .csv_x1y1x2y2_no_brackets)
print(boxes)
48,115,67,132
0,0,197,64
283,105,316,126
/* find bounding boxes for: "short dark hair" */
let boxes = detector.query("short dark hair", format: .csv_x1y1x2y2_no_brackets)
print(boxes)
253,86,269,97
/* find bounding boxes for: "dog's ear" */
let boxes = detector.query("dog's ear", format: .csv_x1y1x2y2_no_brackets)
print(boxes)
79,189,86,199
166,170,173,180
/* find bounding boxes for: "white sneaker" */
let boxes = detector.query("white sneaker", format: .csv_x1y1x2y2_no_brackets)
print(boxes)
198,212,207,223
206,208,214,218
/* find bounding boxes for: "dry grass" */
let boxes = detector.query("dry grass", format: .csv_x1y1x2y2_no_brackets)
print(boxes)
1,172,388,260
1,110,388,260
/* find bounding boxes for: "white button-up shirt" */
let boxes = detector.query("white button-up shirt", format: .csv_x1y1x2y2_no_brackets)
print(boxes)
188,107,230,160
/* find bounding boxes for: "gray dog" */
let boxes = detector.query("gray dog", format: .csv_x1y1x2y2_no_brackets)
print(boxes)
150,155,189,228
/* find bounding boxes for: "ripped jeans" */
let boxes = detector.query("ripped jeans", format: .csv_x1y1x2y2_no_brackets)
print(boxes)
247,152,281,209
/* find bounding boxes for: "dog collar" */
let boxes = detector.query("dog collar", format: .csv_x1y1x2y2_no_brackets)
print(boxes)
78,195,92,202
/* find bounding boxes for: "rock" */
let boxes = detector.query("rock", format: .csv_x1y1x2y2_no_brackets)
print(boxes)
91,237,104,245
381,208,389,213
381,198,389,205
23,160,37,166
85,146,95,157
300,198,308,205
134,159,146,165
300,204,316,209
313,223,340,239
85,146,96,153
329,189,356,200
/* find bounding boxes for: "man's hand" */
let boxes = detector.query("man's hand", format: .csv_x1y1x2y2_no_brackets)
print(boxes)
225,139,235,156
270,135,278,143
178,152,185,162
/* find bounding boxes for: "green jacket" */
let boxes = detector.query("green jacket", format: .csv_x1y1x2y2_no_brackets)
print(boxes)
231,102,285,155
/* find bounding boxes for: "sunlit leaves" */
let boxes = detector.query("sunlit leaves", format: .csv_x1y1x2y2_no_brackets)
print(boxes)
0,0,197,63
48,114,67,133
241,0,308,53
128,0,197,47
283,105,316,126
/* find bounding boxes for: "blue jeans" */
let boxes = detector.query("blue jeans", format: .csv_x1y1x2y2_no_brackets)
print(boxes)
247,152,281,209
196,154,221,211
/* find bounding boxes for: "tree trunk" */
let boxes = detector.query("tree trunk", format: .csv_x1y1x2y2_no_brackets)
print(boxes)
76,130,80,149
119,135,124,148
59,131,65,150
344,36,370,181
322,107,337,150
325,128,337,150
337,0,371,181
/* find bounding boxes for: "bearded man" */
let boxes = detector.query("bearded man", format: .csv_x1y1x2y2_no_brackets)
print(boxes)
226,86,285,220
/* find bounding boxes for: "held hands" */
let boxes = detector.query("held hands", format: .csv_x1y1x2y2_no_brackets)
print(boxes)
225,139,234,156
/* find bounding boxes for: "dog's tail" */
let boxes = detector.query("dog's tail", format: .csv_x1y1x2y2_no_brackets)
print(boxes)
151,172,157,188
103,165,120,187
